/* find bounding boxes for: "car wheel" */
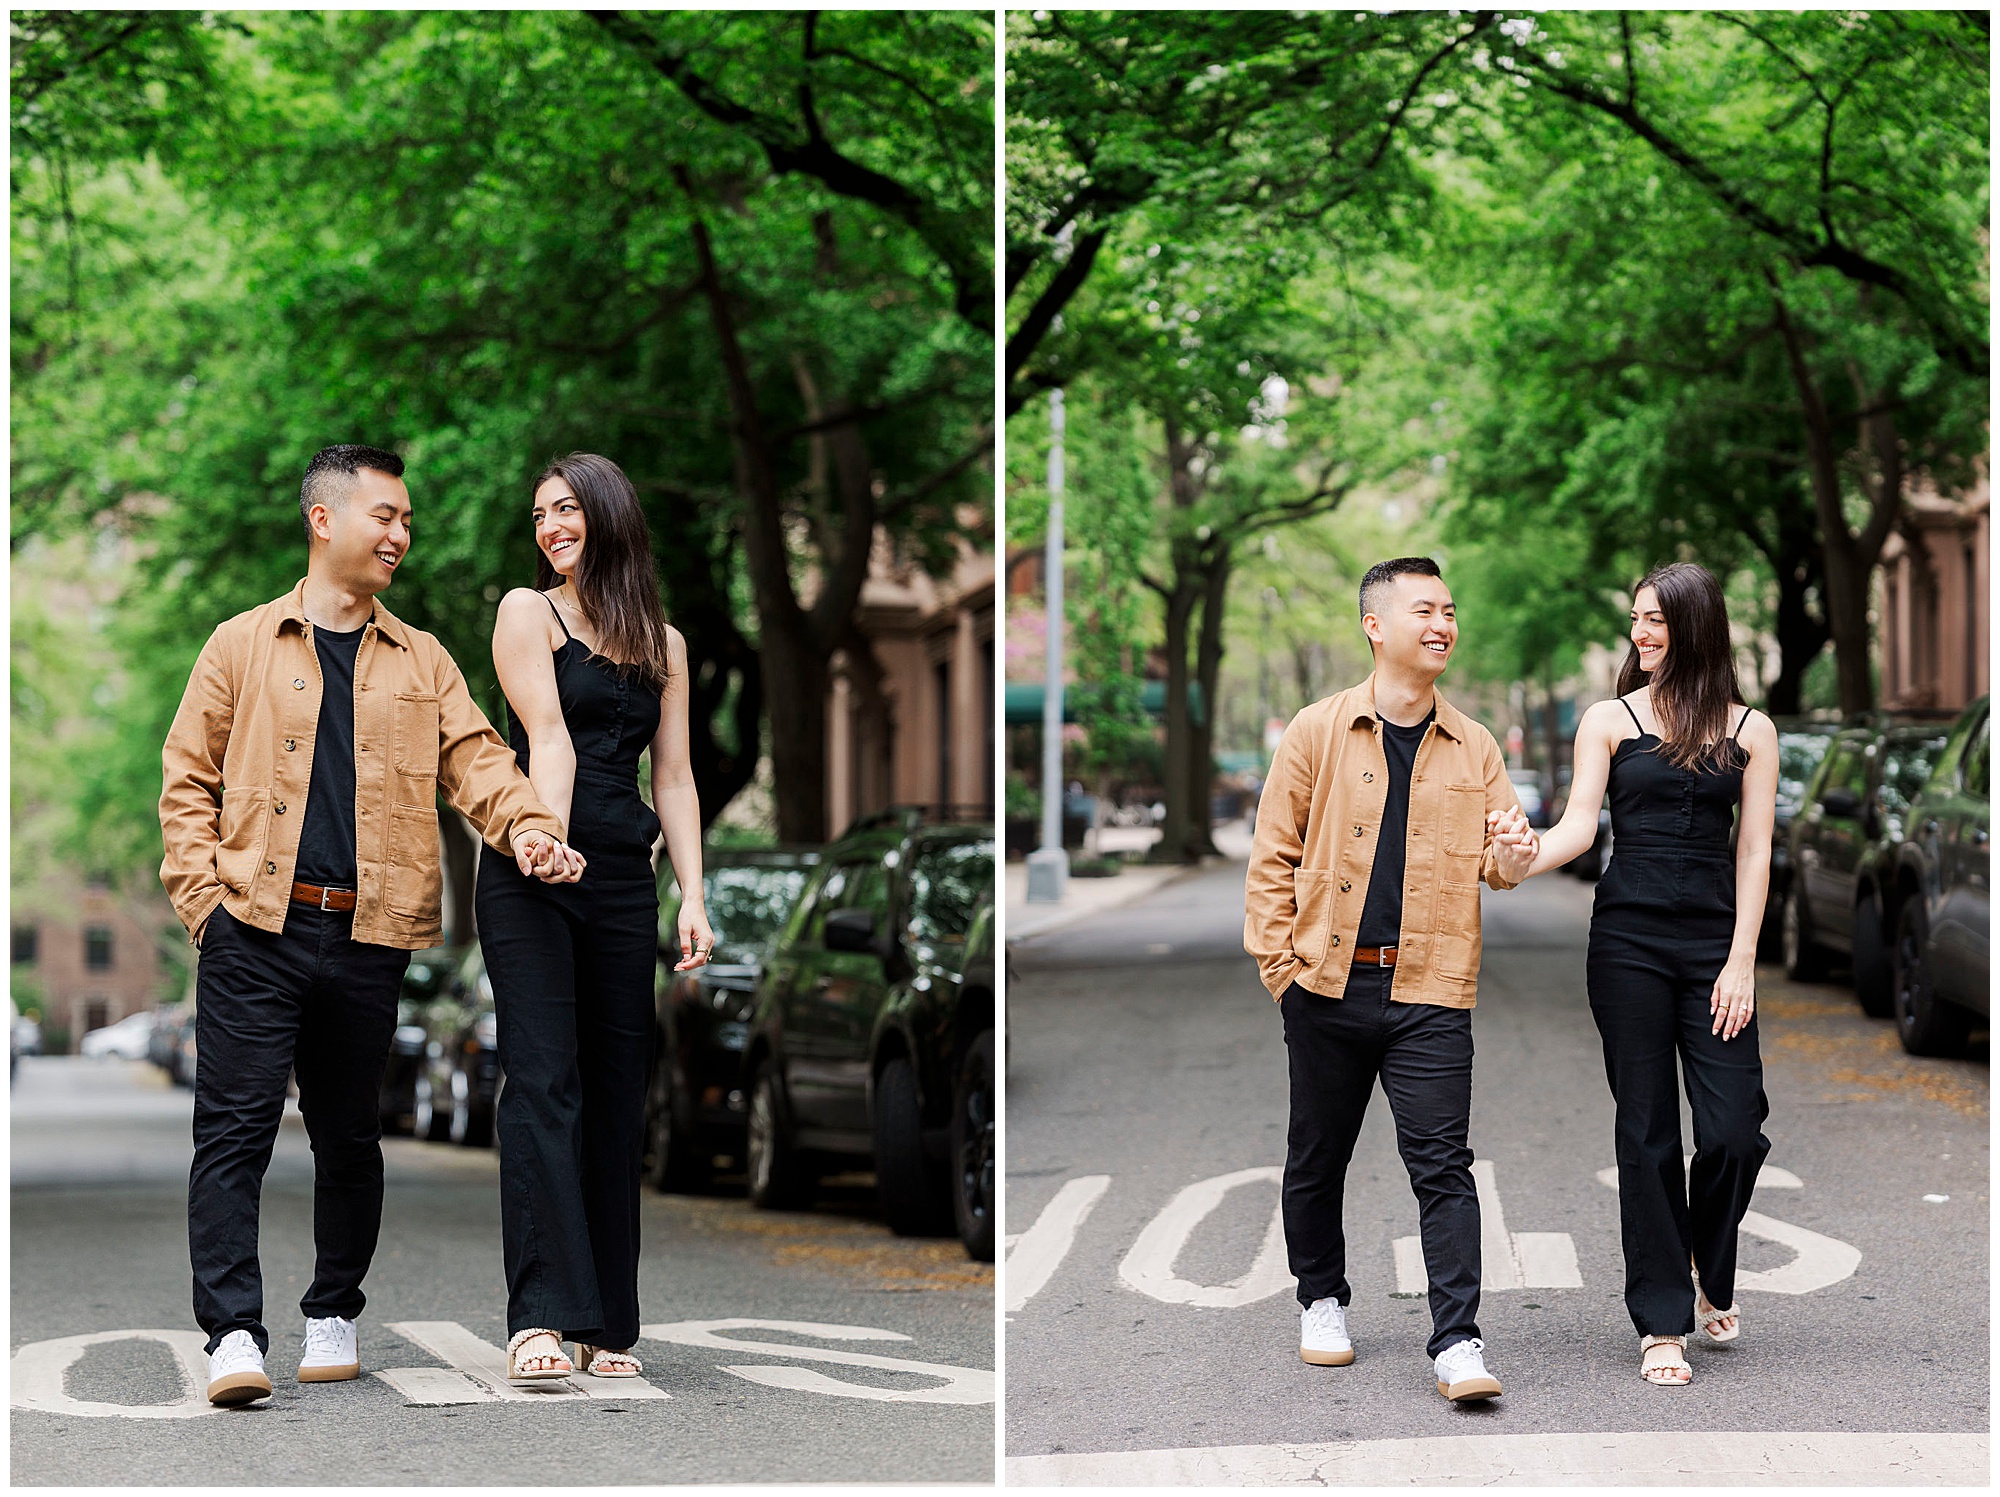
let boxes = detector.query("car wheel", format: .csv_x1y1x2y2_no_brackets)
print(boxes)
745,1060,811,1210
413,1070,452,1142
1782,882,1829,982
1893,898,1972,1057
874,1055,949,1237
646,1058,712,1194
447,1063,492,1148
1851,889,1895,1018
950,1031,995,1263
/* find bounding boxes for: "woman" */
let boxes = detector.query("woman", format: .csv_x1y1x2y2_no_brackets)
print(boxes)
476,452,712,1383
1507,561,1778,1387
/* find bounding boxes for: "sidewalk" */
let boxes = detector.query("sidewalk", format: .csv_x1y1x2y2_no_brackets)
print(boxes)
1004,819,1253,942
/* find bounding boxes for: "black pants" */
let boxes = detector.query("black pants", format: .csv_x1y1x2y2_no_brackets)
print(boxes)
1281,969,1480,1359
477,855,658,1349
1588,917,1771,1336
189,903,410,1355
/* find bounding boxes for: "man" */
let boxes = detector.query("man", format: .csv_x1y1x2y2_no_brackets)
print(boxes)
1243,556,1539,1403
160,444,586,1407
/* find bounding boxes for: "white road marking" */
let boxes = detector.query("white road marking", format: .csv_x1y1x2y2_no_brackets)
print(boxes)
1118,1166,1294,1308
1593,1161,1804,1190
641,1319,993,1405
1004,1173,1110,1314
1395,1160,1581,1294
10,1329,217,1419
381,1320,670,1404
1005,1430,1989,1486
1591,1166,1861,1295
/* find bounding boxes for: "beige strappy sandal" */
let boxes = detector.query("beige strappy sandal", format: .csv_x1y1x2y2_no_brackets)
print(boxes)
1693,1265,1741,1343
575,1343,643,1378
1640,1334,1692,1386
506,1328,573,1382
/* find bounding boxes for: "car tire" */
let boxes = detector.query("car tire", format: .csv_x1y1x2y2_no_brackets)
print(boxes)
1851,889,1895,1018
1893,898,1972,1057
746,1060,811,1210
447,1063,492,1148
413,1070,453,1142
875,1055,949,1237
1782,882,1830,982
950,1030,996,1263
645,1058,712,1194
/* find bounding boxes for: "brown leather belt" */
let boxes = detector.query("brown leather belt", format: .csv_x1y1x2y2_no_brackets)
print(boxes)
291,881,357,912
1354,945,1399,968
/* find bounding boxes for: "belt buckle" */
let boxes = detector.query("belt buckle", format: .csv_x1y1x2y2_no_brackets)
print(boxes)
319,886,337,911
1376,946,1396,967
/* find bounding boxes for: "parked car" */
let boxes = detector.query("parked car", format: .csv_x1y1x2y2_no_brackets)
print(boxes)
147,1001,191,1075
11,999,41,1077
1754,718,1845,955
1783,721,1954,1012
79,1010,158,1060
644,848,820,1192
168,1005,198,1087
379,944,467,1137
1885,697,1989,1055
743,809,997,1256
947,897,996,1262
412,946,500,1146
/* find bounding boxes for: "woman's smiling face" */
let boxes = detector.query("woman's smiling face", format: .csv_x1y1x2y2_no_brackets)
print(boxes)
533,476,586,577
1630,584,1668,673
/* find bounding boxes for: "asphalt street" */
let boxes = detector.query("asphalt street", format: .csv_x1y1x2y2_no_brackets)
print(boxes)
1002,845,1989,1485
11,1057,993,1485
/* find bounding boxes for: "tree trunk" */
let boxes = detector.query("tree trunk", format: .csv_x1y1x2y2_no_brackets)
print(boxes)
1153,572,1200,863
1185,544,1231,859
1765,510,1830,716
1771,289,1902,714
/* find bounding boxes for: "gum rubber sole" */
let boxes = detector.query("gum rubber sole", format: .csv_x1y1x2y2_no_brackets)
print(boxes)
1437,1376,1502,1402
297,1362,360,1382
207,1372,273,1406
1300,1347,1356,1366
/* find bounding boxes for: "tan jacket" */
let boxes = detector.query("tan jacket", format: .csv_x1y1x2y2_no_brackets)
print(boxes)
1244,675,1523,1008
159,580,564,949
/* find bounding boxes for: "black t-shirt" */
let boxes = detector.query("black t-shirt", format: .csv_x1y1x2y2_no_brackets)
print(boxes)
1355,707,1435,950
294,624,365,887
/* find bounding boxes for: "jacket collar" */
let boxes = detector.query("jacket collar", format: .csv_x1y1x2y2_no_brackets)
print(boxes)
1346,671,1466,742
275,577,411,649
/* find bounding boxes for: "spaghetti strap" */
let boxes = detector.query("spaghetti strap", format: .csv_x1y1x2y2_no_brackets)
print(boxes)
1619,697,1644,734
1732,705,1752,740
541,591,573,642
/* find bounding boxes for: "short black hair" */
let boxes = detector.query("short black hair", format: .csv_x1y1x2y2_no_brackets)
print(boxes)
1359,556,1444,623
300,444,405,542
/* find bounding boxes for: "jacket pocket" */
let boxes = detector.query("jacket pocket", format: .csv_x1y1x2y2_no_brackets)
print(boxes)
385,803,442,919
392,692,441,779
1443,783,1486,858
1291,868,1339,965
215,786,269,895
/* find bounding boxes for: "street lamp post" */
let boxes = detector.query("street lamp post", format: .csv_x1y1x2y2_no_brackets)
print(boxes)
1026,389,1068,903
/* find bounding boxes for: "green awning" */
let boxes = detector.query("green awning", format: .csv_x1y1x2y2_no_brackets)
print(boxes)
1005,680,1202,725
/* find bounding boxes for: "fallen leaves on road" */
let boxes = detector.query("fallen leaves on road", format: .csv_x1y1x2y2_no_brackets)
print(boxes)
1757,966,1988,1120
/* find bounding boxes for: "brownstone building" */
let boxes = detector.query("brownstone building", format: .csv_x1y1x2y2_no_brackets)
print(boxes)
1879,467,1990,711
11,875,179,1047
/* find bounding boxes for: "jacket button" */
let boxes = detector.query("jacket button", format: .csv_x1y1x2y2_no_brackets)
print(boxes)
1363,772,1374,782
1330,935,1341,947
274,802,286,814
293,678,306,690
1352,825,1363,837
265,861,277,874
284,739,296,751
1340,880,1351,893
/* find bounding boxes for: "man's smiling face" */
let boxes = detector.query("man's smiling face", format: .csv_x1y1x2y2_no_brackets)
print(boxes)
313,467,411,598
1363,571,1458,680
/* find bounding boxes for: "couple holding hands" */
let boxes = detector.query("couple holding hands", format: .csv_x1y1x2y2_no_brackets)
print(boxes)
160,444,708,1404
1246,555,1778,1398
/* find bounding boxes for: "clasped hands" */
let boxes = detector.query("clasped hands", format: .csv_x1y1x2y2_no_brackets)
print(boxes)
514,829,586,883
1485,805,1539,883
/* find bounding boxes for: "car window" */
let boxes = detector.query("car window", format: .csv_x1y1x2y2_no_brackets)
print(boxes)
1962,717,1989,799
905,839,996,949
1812,741,1860,804
1778,731,1836,814
796,863,850,946
1879,735,1951,823
705,866,812,952
842,859,892,920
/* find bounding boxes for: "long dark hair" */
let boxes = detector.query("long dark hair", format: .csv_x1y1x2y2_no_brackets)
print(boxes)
532,452,672,692
1615,560,1743,771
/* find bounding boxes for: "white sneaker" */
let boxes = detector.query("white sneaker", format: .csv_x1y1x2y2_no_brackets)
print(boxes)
206,1329,273,1406
299,1315,360,1382
1299,1297,1354,1366
1434,1336,1502,1401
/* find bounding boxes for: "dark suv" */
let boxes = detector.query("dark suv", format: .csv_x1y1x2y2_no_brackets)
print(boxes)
1783,720,1954,1013
1886,697,1989,1055
743,810,995,1257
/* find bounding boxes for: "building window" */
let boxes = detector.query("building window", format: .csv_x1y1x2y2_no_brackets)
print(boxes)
12,924,38,966
84,870,113,892
85,926,115,971
84,1000,110,1036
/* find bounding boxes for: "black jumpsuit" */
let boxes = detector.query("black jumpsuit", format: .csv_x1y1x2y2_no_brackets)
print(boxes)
475,596,661,1348
1586,699,1771,1337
